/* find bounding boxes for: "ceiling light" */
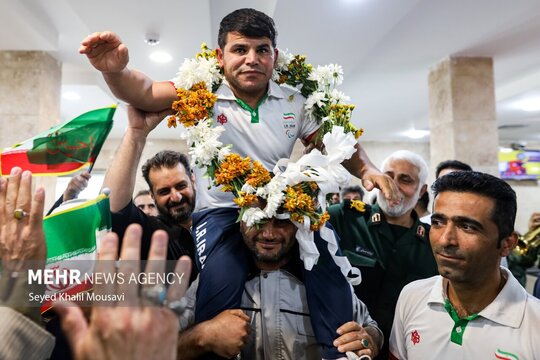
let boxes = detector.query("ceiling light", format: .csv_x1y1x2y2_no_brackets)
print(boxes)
149,51,172,63
404,129,429,139
515,97,540,112
145,33,160,46
62,91,80,101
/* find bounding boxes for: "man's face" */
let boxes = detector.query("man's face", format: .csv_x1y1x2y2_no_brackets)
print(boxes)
149,164,196,226
241,217,297,270
217,32,277,101
342,192,362,201
134,194,158,217
377,158,425,218
430,191,514,285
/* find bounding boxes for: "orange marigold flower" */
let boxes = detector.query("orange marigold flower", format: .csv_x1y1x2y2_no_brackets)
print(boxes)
283,186,314,213
246,161,271,187
290,213,304,223
215,154,252,186
233,192,258,207
172,82,217,127
167,116,178,128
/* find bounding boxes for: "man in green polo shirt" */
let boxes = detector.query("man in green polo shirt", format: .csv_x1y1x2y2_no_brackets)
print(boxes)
328,150,438,359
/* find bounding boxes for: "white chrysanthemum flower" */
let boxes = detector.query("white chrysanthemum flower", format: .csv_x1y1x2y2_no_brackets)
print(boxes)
173,58,222,91
185,120,224,146
304,91,327,117
256,186,268,198
327,64,344,87
263,176,287,217
242,207,267,227
308,65,331,87
275,49,294,71
329,88,350,105
308,64,344,89
217,146,231,162
241,183,257,194
189,143,219,167
184,119,224,166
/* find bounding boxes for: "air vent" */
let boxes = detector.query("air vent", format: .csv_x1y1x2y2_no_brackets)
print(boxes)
498,124,528,130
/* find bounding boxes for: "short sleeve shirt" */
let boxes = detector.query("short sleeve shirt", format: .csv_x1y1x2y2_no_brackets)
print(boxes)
389,269,540,359
194,80,320,210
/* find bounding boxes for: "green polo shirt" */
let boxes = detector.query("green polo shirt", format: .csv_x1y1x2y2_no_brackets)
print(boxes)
328,201,438,352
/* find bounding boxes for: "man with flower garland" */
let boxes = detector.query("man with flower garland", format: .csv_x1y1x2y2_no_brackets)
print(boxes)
178,211,383,360
80,8,399,359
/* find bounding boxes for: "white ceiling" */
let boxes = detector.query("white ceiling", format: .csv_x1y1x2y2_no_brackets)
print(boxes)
2,0,540,144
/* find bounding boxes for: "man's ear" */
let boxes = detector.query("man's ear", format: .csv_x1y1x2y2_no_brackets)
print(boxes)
273,47,279,68
419,184,427,198
216,47,224,67
499,231,518,257
190,173,196,185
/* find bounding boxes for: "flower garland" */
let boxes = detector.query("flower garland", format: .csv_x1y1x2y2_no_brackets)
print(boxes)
169,43,364,230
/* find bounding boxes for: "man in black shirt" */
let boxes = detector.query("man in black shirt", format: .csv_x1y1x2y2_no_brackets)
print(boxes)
101,106,197,277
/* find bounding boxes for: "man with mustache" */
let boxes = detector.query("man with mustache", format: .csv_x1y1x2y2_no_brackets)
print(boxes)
102,106,197,273
328,150,438,359
389,171,540,359
178,212,383,360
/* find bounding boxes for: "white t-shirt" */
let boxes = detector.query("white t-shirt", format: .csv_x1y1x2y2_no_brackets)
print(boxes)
389,268,540,360
194,80,320,210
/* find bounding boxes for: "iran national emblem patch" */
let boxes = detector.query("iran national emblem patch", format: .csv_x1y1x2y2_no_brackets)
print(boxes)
217,113,228,125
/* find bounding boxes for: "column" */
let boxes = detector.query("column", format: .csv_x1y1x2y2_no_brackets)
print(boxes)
0,51,62,210
428,57,498,176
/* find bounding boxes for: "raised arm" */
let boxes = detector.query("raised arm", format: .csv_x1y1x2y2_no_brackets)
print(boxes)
79,31,177,111
101,106,169,212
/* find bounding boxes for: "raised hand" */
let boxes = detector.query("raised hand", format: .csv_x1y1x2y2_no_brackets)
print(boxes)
79,31,129,73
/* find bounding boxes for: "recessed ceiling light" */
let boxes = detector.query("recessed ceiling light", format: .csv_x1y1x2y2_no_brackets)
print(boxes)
404,129,429,139
514,97,540,112
150,51,172,63
62,91,80,101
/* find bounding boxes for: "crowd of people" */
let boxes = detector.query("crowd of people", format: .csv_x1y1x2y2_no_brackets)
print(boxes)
1,7,540,360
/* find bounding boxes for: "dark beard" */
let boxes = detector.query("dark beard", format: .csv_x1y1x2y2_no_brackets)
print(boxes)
157,197,195,225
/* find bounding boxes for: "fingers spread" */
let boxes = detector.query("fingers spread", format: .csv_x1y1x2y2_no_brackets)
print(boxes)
118,224,142,305
166,256,191,302
95,232,119,300
5,167,22,218
55,301,89,351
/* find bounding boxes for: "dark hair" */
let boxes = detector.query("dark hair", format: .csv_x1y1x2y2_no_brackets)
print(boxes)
141,151,191,192
435,160,472,178
432,171,516,243
417,191,430,209
342,185,364,199
134,189,151,199
218,8,277,48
